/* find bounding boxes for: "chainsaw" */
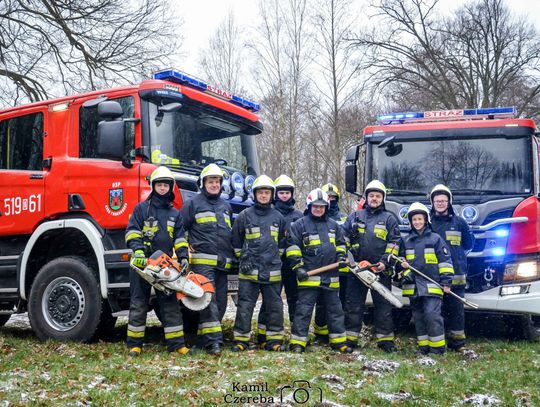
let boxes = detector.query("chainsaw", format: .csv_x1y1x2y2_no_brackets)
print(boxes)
131,250,215,311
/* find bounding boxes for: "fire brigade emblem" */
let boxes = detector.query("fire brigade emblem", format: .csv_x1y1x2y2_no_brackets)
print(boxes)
109,188,123,211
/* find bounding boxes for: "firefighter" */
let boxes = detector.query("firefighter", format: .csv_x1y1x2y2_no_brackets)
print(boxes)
312,183,349,343
287,188,352,354
429,184,474,352
231,175,287,352
257,174,302,347
125,166,189,357
342,180,401,353
179,163,235,355
398,202,454,355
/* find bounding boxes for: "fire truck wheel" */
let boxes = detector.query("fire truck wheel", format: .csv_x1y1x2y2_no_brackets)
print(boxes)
519,315,540,341
28,256,102,342
0,314,11,327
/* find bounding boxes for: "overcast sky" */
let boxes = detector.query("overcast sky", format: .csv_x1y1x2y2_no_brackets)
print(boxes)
172,0,539,77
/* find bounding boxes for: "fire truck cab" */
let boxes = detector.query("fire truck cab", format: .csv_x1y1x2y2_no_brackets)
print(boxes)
0,69,262,341
345,107,540,339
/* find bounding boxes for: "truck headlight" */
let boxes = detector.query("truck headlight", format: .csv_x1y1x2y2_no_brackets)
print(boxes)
504,260,540,282
230,172,244,195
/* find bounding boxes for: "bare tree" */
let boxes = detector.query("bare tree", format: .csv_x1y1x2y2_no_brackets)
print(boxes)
352,0,540,117
199,11,246,94
0,0,181,106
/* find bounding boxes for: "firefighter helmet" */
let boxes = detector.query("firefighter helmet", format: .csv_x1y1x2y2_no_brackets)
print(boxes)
321,183,340,199
274,174,295,191
252,175,275,194
306,188,329,207
150,166,175,190
407,202,430,223
430,184,453,205
365,180,386,200
199,163,223,188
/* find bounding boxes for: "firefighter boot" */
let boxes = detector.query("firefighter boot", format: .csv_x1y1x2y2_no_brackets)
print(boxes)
128,347,142,357
334,344,353,354
289,344,305,353
207,343,222,356
173,346,190,356
231,342,249,353
378,341,397,354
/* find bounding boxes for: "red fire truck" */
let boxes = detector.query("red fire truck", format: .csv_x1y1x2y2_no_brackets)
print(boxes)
345,107,540,339
0,69,262,341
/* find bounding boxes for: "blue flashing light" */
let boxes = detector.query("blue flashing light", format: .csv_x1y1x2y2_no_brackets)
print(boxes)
153,69,260,113
492,247,506,256
494,228,509,238
376,106,516,124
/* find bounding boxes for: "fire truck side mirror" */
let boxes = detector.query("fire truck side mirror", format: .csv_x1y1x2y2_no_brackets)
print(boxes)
345,145,360,196
97,101,126,162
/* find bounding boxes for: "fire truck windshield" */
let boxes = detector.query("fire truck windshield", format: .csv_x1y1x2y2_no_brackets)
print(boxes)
370,136,532,197
147,100,260,175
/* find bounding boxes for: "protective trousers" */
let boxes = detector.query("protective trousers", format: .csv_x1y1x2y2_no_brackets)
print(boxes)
442,285,466,349
195,269,223,348
257,270,297,344
290,288,346,349
344,273,394,348
410,296,446,354
234,280,284,348
126,270,184,352
312,273,348,340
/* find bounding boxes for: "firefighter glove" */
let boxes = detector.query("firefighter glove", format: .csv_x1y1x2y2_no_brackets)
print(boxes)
401,272,414,286
240,259,255,275
131,250,147,269
296,267,309,281
180,258,190,274
337,255,348,270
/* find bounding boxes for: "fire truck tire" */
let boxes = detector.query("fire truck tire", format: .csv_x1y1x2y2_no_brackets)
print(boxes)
518,315,540,341
0,314,11,327
28,256,102,342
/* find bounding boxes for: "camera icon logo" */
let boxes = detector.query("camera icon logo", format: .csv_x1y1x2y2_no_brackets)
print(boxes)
279,380,323,404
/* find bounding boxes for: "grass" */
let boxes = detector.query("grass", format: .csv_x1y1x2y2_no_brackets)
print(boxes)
0,316,539,406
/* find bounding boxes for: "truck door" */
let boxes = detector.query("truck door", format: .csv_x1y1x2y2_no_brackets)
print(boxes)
0,109,46,238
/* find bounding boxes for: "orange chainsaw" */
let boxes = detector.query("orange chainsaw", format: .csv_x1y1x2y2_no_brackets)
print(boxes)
131,251,215,311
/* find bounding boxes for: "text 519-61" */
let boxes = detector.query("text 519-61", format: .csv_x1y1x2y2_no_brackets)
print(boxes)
3,195,42,216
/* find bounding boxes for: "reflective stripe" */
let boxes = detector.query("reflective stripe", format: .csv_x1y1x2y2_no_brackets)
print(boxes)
267,330,284,339
385,243,399,255
346,331,359,340
446,230,462,246
314,324,329,335
402,284,415,296
233,331,251,341
165,331,184,339
128,324,145,332
174,238,189,250
417,337,429,347
339,266,349,273
373,224,388,240
452,275,467,285
198,321,222,335
405,249,415,260
289,335,307,347
167,219,175,238
279,249,285,256
328,232,336,246
224,258,233,270
246,227,261,240
351,243,360,250
270,226,279,242
224,215,232,228
239,272,259,281
298,275,320,287
427,284,443,296
190,253,218,266
269,270,281,282
307,234,321,246
329,333,346,344
234,248,242,258
286,245,302,257
164,325,184,333
429,335,446,348
125,231,142,242
257,324,266,335
195,211,217,223
424,248,438,264
336,245,346,254
357,223,366,234
375,333,395,341
439,262,454,274
329,277,340,289
127,330,145,338
449,330,466,340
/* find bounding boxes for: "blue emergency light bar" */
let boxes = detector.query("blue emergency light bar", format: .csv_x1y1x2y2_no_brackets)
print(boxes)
377,107,516,124
153,69,260,112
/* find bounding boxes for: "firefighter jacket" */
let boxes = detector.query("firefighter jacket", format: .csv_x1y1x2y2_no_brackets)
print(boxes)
343,205,401,267
179,191,235,272
274,199,303,228
286,213,347,290
125,195,188,259
232,203,287,283
399,226,454,298
430,207,474,286
328,201,347,225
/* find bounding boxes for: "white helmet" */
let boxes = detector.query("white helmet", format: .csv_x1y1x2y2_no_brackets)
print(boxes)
252,175,275,193
407,202,430,223
364,179,387,200
150,166,175,189
430,184,452,205
199,163,223,189
274,174,295,190
306,188,329,207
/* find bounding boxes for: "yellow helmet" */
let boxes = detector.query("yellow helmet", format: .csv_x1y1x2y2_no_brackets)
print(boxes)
321,183,340,199
274,174,295,190
252,175,275,194
199,163,223,188
407,202,430,223
365,180,387,200
430,184,452,205
150,166,175,188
